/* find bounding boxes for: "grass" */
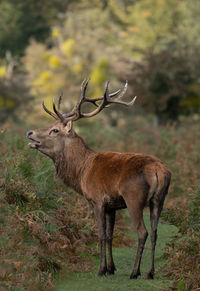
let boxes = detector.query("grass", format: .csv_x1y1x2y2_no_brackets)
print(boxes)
1,117,200,289
56,213,177,291
0,128,135,290
0,129,98,290
162,187,200,290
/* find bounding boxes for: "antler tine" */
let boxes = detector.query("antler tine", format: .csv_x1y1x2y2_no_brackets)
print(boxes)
115,80,128,99
57,94,62,111
61,79,90,122
80,78,90,101
104,80,110,103
42,101,58,120
108,89,121,98
53,97,65,122
105,80,137,107
71,80,110,119
109,95,137,107
84,89,121,105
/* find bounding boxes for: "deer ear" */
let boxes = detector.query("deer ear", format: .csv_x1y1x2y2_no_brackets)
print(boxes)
64,120,73,134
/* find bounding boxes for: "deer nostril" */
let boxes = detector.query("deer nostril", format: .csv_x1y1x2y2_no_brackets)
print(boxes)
26,131,33,138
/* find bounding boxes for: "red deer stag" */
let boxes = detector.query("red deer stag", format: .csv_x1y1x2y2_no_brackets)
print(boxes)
27,79,171,279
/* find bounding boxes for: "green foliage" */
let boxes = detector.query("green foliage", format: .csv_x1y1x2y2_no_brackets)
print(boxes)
23,5,122,109
0,128,98,290
188,188,200,233
162,187,200,290
0,0,72,57
177,279,187,291
0,108,200,288
114,0,200,121
1,0,200,122
162,187,200,235
20,0,200,122
56,214,177,290
0,53,31,124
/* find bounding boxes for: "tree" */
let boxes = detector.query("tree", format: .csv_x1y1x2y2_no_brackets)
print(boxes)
0,0,75,57
21,0,200,121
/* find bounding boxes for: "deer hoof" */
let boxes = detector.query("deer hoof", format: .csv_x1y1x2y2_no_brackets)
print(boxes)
98,267,107,276
146,272,154,279
130,271,141,279
107,265,116,275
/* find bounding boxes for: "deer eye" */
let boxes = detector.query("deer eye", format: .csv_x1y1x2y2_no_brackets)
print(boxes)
50,129,59,134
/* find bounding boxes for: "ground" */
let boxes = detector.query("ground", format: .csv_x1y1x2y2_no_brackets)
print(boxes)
56,212,177,291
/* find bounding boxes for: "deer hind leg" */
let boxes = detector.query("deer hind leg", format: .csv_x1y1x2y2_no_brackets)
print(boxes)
93,205,107,276
106,209,116,275
147,197,165,279
125,199,148,279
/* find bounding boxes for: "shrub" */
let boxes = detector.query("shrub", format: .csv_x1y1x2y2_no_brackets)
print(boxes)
162,187,200,290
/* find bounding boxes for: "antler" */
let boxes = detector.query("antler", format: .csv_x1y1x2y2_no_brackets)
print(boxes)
42,79,136,124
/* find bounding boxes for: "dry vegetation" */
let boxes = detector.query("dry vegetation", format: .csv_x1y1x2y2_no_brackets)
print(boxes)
0,123,133,290
1,1,200,290
0,114,200,290
162,187,200,290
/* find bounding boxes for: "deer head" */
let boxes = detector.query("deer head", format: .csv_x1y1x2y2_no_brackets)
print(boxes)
26,79,136,159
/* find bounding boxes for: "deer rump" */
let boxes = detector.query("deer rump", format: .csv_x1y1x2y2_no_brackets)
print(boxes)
83,152,170,210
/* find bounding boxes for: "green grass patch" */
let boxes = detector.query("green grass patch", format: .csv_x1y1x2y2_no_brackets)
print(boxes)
56,214,177,291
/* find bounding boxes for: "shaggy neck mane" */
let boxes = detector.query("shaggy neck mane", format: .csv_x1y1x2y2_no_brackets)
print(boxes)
54,135,94,194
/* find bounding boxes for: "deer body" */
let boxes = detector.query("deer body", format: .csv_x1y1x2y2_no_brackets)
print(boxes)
27,80,171,279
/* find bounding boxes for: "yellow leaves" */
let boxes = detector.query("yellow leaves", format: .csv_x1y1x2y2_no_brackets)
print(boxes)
42,52,50,62
0,66,6,78
180,84,200,108
127,26,138,33
51,26,60,39
90,69,105,85
6,99,14,107
71,63,83,73
92,87,104,98
33,71,53,94
120,31,128,38
61,39,75,58
90,58,108,85
0,96,14,107
180,97,200,108
32,70,64,105
34,71,53,85
142,9,152,17
44,95,54,112
48,55,61,68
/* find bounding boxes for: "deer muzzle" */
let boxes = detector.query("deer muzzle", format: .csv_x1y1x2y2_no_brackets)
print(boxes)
26,131,41,149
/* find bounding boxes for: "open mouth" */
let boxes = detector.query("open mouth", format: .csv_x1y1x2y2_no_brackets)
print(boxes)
28,138,41,149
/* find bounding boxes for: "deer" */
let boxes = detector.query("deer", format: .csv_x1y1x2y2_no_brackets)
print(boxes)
26,79,171,279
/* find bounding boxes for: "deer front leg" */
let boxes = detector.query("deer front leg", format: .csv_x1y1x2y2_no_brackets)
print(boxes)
106,210,116,275
93,205,107,276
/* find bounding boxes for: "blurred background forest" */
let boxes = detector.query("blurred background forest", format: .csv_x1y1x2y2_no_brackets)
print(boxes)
0,0,200,290
1,0,200,123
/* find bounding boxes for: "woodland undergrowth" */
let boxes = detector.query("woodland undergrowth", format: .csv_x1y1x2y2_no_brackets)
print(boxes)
0,116,200,290
0,126,132,290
